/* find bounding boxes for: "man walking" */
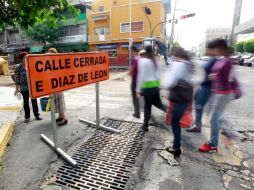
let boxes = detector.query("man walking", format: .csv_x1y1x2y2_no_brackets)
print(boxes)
129,46,140,118
187,41,217,132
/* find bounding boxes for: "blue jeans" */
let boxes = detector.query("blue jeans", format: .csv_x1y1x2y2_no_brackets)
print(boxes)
195,85,211,128
171,103,187,150
208,94,231,147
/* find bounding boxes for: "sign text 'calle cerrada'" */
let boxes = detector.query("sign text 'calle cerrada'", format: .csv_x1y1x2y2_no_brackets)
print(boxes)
26,52,109,98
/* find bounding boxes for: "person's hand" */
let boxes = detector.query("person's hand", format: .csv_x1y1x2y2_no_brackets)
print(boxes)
14,89,20,96
136,93,141,98
208,74,217,80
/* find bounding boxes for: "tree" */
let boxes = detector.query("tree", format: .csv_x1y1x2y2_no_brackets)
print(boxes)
173,41,181,48
235,41,245,53
244,39,254,53
0,0,77,29
26,19,61,46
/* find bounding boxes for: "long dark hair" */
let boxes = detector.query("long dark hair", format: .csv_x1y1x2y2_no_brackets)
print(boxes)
174,47,190,61
145,45,157,67
174,47,194,73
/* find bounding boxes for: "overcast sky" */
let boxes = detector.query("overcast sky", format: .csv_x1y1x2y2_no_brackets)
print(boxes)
166,0,235,50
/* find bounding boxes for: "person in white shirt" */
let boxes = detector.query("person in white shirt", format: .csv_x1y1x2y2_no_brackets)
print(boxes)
163,47,193,157
136,45,166,132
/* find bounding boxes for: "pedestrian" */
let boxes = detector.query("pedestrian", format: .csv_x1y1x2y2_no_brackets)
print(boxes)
136,45,166,132
199,39,234,152
14,52,42,123
129,45,140,118
187,40,218,132
164,47,193,157
166,47,177,66
48,48,68,126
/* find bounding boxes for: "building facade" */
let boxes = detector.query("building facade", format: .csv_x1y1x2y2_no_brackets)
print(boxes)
87,0,171,67
199,27,231,55
0,1,88,64
52,2,88,52
205,27,231,43
234,0,254,42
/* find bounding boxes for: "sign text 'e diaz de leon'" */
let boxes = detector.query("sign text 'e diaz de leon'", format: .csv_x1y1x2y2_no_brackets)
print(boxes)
26,52,109,98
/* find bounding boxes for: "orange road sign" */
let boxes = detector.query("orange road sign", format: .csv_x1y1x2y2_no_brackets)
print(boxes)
26,52,109,98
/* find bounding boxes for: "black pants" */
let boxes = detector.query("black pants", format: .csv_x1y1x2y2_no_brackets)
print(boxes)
143,87,166,127
21,91,39,119
131,81,140,115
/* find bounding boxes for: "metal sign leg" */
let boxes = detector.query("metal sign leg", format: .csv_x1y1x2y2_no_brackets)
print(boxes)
96,83,100,127
50,95,58,148
41,95,77,167
79,83,120,133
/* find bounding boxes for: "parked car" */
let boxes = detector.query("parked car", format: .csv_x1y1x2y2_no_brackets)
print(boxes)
242,55,254,67
230,55,243,65
200,56,209,61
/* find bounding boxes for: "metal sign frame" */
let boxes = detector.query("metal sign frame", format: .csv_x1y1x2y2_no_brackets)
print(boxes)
25,52,115,167
79,83,120,133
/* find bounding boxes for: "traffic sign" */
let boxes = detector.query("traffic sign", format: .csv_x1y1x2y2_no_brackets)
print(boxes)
26,52,109,98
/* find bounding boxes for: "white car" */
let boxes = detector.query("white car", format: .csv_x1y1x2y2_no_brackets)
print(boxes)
200,56,209,61
242,55,254,67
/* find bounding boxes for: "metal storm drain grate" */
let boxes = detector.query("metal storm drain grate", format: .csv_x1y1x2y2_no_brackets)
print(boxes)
56,119,144,190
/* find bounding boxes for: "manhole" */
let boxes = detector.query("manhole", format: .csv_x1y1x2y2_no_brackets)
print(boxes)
56,119,144,190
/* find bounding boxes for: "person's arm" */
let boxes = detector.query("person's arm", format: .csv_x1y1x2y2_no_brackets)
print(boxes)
163,61,185,89
14,67,20,95
136,59,144,94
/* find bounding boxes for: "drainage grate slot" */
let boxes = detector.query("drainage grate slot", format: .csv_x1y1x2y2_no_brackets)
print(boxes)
56,119,144,189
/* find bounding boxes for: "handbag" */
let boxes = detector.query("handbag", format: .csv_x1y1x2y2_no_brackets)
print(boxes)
166,101,193,127
169,79,193,104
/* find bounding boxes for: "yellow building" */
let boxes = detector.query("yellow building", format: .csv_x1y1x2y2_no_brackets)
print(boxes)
87,0,171,67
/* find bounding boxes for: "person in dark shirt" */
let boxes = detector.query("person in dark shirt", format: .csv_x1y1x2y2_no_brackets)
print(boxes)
187,41,217,132
129,46,140,118
14,52,42,123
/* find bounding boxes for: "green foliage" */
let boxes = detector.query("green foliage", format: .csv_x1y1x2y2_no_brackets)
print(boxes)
26,19,61,45
0,0,78,29
244,39,254,53
173,41,181,48
235,41,245,53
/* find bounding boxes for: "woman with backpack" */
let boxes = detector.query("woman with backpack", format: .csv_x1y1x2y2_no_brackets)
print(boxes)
163,47,193,157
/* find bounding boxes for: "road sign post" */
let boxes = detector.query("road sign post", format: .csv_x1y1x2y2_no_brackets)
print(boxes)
26,52,114,166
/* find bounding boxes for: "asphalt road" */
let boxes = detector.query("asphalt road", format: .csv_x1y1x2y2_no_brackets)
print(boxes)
0,64,254,190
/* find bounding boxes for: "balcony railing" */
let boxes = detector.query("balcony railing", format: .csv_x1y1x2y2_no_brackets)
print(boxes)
88,34,111,43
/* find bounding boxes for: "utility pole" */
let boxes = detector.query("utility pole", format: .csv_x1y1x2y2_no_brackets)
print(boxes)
169,0,178,51
128,0,132,67
230,0,242,46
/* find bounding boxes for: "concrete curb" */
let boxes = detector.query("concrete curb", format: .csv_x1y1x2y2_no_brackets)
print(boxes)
0,121,14,157
0,104,22,111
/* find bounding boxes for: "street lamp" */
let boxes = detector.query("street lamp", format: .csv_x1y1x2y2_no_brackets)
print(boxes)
142,7,152,37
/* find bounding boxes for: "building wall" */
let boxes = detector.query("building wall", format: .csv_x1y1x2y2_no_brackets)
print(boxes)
205,27,231,42
87,0,168,66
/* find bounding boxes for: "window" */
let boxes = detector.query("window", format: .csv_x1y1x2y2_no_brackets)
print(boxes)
95,27,109,35
60,25,87,37
98,6,104,12
120,21,144,33
121,23,130,33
